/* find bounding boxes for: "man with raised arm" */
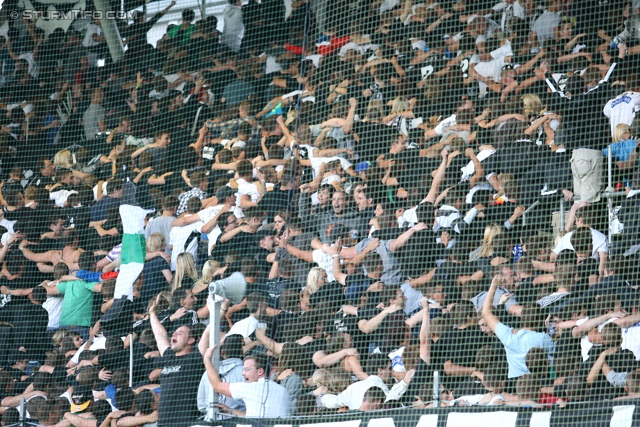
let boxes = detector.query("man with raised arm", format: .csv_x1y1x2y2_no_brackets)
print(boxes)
150,296,205,426
204,344,290,418
483,274,555,379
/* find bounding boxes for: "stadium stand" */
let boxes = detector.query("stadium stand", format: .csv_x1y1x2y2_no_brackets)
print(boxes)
1,0,640,426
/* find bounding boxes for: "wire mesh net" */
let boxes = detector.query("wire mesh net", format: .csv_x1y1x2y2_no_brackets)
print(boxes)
1,0,640,426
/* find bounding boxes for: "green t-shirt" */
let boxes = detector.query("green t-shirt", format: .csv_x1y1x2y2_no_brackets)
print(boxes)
57,280,98,328
167,24,196,46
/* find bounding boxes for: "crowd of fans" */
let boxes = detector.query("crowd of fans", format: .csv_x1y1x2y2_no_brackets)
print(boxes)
1,0,640,425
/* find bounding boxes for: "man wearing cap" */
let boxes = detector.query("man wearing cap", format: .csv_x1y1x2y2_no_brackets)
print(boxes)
210,207,265,263
254,228,276,275
149,295,206,427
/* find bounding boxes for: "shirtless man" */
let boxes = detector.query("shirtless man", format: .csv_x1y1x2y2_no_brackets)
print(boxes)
19,229,84,272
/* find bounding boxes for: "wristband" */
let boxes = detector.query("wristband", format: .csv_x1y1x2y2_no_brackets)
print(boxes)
229,409,233,416
332,254,340,258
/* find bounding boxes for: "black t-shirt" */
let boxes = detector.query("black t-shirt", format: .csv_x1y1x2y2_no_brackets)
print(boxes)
98,343,152,385
435,261,480,302
516,276,539,306
258,189,294,222
310,281,346,310
261,277,297,309
439,327,489,367
157,349,204,426
357,307,407,354
352,121,394,163
575,258,599,296
210,231,257,262
141,257,171,306
453,375,488,399
401,358,434,405
325,311,368,356
13,303,49,362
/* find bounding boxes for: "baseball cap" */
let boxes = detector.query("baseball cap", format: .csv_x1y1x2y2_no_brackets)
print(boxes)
216,186,236,201
254,228,275,245
356,161,371,173
555,250,577,266
70,386,93,413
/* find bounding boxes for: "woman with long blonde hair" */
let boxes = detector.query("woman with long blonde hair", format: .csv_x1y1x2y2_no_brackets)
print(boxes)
171,252,199,292
603,123,640,170
192,260,222,295
471,223,502,261
300,267,327,311
142,233,172,303
53,149,74,169
382,96,414,126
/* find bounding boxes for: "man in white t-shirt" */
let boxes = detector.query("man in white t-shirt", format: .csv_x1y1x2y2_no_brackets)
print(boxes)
225,292,266,341
603,87,640,138
169,198,204,270
235,159,261,210
205,350,290,418
170,186,241,255
550,207,608,276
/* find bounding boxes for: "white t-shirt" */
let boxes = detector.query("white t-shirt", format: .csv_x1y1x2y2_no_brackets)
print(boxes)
227,316,259,338
235,178,260,210
41,284,63,329
197,205,243,255
552,228,608,259
83,23,102,47
434,114,456,136
310,156,352,180
472,55,510,97
169,215,203,270
312,249,336,282
603,91,640,138
229,378,290,418
490,42,513,59
19,53,38,78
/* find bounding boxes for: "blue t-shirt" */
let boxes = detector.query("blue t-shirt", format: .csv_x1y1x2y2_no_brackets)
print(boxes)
494,322,556,378
602,139,638,161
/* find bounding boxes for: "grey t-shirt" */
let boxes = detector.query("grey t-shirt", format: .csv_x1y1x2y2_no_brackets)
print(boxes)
275,232,316,285
356,238,402,285
470,287,519,313
82,103,106,140
145,215,176,256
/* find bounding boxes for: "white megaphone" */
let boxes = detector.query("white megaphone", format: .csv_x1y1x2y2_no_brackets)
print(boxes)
208,272,247,304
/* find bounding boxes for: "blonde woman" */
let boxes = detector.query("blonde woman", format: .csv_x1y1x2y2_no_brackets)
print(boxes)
142,233,173,303
470,223,502,261
171,252,199,292
522,93,561,148
301,267,327,311
52,149,89,180
363,99,384,123
382,95,415,126
192,260,221,295
53,149,74,169
603,123,640,170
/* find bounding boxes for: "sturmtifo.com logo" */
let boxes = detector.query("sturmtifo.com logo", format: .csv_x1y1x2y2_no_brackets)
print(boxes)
12,9,140,20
